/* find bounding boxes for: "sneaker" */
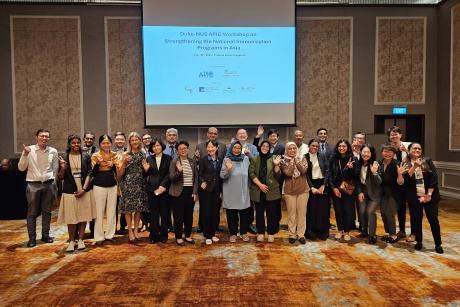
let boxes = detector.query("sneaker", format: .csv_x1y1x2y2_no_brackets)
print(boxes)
205,239,212,245
229,235,237,243
344,234,351,241
211,236,220,243
66,241,75,253
241,234,250,242
335,232,343,240
77,239,86,250
257,234,264,242
267,235,275,243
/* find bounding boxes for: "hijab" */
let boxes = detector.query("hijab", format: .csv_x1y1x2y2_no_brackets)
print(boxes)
226,140,245,162
285,142,301,179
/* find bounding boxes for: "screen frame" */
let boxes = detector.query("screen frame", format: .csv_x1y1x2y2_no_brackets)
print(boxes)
141,0,297,128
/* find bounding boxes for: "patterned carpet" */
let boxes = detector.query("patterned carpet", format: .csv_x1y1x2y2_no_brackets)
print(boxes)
0,198,459,306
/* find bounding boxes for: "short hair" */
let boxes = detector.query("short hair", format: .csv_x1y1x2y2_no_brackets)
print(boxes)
36,129,50,136
353,131,366,139
98,134,112,145
381,143,397,153
66,134,82,153
149,137,166,152
267,129,279,137
114,131,125,138
84,131,95,138
316,128,328,135
307,138,320,146
175,140,189,150
387,126,402,136
166,128,178,136
127,132,142,153
206,140,218,147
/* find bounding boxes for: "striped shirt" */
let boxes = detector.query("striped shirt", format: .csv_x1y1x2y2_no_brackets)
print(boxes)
181,159,193,187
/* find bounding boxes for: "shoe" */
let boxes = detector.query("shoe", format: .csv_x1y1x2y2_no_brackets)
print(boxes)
241,234,250,242
185,238,195,244
77,240,86,250
211,236,220,243
229,235,237,243
406,235,416,242
205,239,212,245
435,245,444,254
268,235,275,243
150,238,159,244
197,228,203,233
105,238,116,243
318,234,329,241
27,239,36,248
329,224,337,230
344,234,351,241
388,236,399,244
248,225,257,234
135,237,141,242
414,242,423,250
357,233,369,239
298,237,306,245
335,232,343,240
176,239,185,246
380,235,390,242
41,236,54,243
397,231,406,239
66,241,75,253
288,237,296,244
160,237,168,244
369,236,377,244
95,241,104,246
257,234,264,242
217,227,224,232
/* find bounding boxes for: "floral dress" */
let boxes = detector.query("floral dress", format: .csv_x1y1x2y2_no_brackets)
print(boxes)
119,151,149,213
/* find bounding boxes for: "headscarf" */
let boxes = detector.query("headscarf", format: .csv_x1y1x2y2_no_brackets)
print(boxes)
258,140,272,183
285,142,301,178
258,140,272,159
226,140,245,162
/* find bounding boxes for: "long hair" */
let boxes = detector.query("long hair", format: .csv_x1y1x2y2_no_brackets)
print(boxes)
127,132,142,153
359,144,376,166
333,139,352,159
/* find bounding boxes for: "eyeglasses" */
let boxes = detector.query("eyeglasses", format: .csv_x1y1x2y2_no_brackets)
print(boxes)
143,137,152,140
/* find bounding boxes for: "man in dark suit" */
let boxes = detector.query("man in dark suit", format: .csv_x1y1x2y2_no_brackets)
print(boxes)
194,127,226,232
317,128,334,160
82,131,98,155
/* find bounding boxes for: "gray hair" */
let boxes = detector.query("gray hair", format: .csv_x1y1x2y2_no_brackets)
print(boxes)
166,128,178,136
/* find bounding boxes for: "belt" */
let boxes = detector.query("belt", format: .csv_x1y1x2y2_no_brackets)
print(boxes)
27,179,54,184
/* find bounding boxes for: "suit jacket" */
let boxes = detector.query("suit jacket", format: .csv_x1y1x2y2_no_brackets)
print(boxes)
355,162,382,201
145,154,171,193
169,157,198,197
319,142,334,161
248,155,282,202
195,141,226,162
60,152,92,194
305,152,328,188
198,155,223,193
379,159,404,200
403,157,439,204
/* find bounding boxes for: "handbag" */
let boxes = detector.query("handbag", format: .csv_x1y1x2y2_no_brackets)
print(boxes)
338,160,355,196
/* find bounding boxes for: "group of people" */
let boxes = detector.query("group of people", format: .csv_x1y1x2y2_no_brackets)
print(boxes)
17,125,444,254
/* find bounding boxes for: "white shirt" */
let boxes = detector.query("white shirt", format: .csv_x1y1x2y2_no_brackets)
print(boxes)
18,145,59,182
360,165,368,185
309,153,323,179
297,143,308,157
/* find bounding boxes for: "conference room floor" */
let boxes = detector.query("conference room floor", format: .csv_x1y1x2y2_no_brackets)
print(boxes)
0,198,459,306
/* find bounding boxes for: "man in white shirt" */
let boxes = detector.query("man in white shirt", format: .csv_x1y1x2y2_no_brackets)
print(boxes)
294,130,308,157
18,129,59,247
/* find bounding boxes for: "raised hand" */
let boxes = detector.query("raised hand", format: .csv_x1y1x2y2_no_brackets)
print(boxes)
122,152,132,165
400,143,408,152
22,144,31,156
142,159,150,172
176,160,183,172
346,157,354,169
397,163,406,176
58,156,67,170
257,125,264,137
333,188,342,198
413,158,422,167
370,161,379,174
225,158,232,170
273,155,281,166
96,155,104,164
194,149,201,159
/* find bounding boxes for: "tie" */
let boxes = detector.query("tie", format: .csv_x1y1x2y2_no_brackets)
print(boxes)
321,143,325,153
170,145,176,159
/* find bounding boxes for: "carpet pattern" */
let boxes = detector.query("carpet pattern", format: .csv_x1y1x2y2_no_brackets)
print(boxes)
0,199,459,306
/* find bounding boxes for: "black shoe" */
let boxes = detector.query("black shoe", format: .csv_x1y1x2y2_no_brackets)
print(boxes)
388,236,399,244
160,237,168,243
358,233,369,239
176,240,185,246
105,238,116,243
184,238,195,244
86,234,94,239
288,237,296,244
41,236,54,243
435,245,444,254
329,224,337,230
414,242,423,250
248,225,257,235
369,236,377,244
298,237,306,245
150,238,159,244
168,228,175,233
27,239,36,248
318,234,329,241
196,228,203,233
217,227,224,232
116,229,127,235
95,241,104,246
380,235,390,242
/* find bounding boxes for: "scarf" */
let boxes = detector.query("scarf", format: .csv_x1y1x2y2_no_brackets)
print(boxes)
226,141,245,162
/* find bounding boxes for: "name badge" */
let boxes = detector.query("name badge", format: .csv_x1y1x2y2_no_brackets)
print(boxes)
73,171,81,178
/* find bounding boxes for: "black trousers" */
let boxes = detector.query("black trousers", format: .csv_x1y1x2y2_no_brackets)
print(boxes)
25,182,57,239
409,199,442,246
332,193,355,232
171,187,195,239
148,192,170,240
198,189,220,239
306,179,330,238
254,195,278,235
115,196,127,231
226,207,250,235
396,189,410,234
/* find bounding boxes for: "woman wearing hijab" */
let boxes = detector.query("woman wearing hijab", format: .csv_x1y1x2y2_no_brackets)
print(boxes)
249,140,282,243
220,141,251,243
281,142,309,244
403,143,443,253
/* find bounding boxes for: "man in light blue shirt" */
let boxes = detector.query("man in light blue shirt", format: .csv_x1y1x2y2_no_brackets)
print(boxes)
163,128,178,160
226,128,259,158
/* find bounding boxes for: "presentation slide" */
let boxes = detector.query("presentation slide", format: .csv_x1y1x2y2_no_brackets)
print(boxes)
142,0,296,126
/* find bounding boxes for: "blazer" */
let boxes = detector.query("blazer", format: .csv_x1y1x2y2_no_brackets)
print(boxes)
305,152,329,188
355,162,382,201
60,152,93,194
169,157,199,197
195,141,227,162
319,142,335,161
198,155,223,193
145,154,171,193
248,155,282,202
328,154,359,190
403,157,440,204
379,159,404,200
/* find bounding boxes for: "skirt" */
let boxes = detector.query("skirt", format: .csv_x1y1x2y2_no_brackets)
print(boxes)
57,187,96,225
